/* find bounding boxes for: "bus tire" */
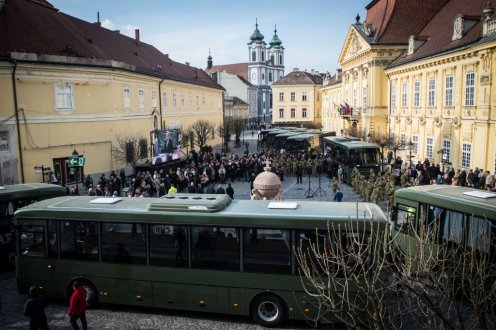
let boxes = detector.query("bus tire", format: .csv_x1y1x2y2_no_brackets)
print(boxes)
68,279,99,309
250,293,286,328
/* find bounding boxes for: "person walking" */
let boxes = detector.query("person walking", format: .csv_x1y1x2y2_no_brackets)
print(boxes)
24,286,49,330
68,281,87,330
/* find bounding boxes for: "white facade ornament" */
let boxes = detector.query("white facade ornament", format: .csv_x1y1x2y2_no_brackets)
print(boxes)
452,14,463,41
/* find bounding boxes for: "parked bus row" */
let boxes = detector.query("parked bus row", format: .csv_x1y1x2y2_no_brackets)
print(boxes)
10,182,496,326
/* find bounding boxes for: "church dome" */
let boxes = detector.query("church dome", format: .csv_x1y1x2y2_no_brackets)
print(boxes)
250,21,264,43
269,26,282,47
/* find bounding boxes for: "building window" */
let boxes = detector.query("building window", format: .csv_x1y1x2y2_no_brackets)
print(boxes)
445,75,453,107
279,108,284,118
426,137,434,159
290,92,295,102
151,89,157,108
302,108,307,118
252,50,256,62
173,91,177,108
465,72,475,106
462,143,472,168
302,92,307,101
290,108,295,118
180,95,185,110
362,81,367,108
279,54,283,65
345,87,349,104
391,84,397,108
138,88,145,111
413,80,420,107
268,72,272,82
401,82,408,107
428,78,436,107
279,92,284,102
123,87,131,110
55,83,74,110
196,96,199,110
442,140,451,163
162,91,167,108
412,135,419,154
400,133,406,145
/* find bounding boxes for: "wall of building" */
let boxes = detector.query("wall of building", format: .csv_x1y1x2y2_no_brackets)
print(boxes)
386,41,496,172
0,61,223,184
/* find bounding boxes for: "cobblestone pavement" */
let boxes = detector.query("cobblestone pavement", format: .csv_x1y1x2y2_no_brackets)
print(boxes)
0,271,325,329
1,131,365,330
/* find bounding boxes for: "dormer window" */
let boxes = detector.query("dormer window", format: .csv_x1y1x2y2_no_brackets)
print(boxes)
452,14,463,41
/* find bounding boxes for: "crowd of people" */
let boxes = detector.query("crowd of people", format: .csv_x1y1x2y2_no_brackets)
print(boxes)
402,157,496,191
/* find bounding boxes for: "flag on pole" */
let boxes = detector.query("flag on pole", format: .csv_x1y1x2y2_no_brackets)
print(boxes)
345,102,351,115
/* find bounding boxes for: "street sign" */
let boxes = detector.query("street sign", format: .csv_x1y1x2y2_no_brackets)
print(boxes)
34,165,43,174
68,157,85,167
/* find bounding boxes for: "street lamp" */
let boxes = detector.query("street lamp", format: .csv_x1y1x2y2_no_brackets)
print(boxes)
407,140,414,170
72,149,79,157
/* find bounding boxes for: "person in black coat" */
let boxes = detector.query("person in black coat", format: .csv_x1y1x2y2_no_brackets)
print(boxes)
226,183,235,199
216,184,226,194
24,286,49,330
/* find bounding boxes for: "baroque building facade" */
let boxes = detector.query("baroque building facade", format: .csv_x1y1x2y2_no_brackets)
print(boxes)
272,70,322,127
386,0,496,172
0,0,224,184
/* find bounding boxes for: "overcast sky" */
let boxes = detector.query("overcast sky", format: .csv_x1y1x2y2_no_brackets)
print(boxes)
49,0,370,74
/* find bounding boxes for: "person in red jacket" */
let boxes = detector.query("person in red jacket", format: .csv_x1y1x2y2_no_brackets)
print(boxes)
67,281,87,330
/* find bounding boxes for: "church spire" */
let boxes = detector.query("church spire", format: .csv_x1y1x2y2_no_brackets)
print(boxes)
207,48,212,69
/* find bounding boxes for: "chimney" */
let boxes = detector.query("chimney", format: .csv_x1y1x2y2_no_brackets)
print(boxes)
135,29,140,45
96,11,101,26
185,62,190,66
293,68,299,72
311,69,314,74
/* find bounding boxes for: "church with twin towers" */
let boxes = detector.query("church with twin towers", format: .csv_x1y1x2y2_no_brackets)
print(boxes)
205,20,285,126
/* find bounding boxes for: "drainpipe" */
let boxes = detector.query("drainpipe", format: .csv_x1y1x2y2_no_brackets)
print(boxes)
158,77,165,129
12,60,25,183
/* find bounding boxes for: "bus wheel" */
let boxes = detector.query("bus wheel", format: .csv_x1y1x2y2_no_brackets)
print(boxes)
69,279,99,309
250,294,286,328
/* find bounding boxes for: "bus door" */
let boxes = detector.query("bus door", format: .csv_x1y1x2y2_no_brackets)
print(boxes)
392,200,419,268
18,220,60,296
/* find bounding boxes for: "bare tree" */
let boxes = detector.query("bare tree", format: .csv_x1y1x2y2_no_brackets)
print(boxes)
390,211,496,330
295,216,395,329
217,120,233,152
189,120,216,152
111,133,148,172
231,118,246,147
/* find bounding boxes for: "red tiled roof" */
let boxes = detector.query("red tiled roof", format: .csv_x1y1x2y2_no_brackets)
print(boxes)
0,0,223,90
365,0,448,44
273,71,323,86
390,0,494,67
205,63,249,81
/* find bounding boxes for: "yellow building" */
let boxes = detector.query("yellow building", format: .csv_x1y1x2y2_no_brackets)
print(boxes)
272,70,322,127
327,0,449,137
385,0,496,171
321,69,343,134
0,0,224,184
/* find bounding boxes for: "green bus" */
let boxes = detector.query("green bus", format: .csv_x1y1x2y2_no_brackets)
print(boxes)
0,183,66,268
15,194,387,327
392,185,496,268
323,136,380,182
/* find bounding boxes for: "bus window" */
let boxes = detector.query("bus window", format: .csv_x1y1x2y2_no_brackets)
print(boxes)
466,216,495,254
149,225,188,267
191,226,239,271
395,205,417,234
244,228,291,274
20,225,45,258
60,221,99,261
427,206,464,244
296,229,330,275
102,223,146,264
48,220,58,258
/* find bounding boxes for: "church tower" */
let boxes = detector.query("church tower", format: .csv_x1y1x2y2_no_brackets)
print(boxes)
247,19,284,125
